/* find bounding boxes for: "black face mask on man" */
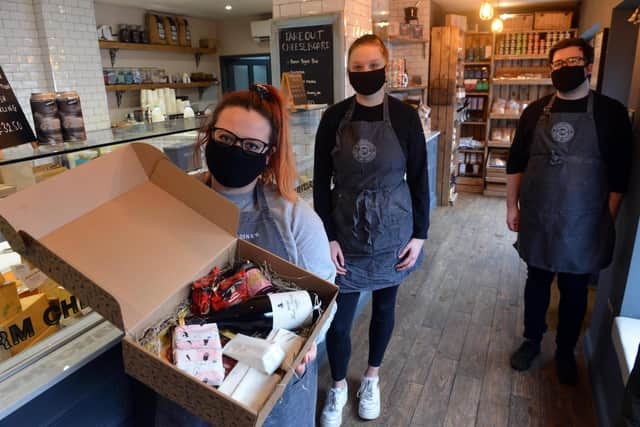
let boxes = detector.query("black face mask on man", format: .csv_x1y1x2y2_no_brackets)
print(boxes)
206,141,267,188
551,65,587,93
348,67,386,96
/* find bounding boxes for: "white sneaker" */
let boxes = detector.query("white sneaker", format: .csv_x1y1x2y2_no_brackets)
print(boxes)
357,377,381,420
320,384,348,427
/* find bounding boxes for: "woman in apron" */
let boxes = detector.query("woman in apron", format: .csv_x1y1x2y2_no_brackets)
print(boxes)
314,35,429,427
156,84,336,427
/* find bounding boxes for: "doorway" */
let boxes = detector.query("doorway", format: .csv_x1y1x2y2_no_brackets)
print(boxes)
220,55,271,93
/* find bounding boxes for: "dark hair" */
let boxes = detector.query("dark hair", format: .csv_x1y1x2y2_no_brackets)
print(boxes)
548,37,594,65
348,34,389,63
195,84,298,202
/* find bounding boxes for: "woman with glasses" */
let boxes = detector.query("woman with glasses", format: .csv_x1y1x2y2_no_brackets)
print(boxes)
155,83,335,426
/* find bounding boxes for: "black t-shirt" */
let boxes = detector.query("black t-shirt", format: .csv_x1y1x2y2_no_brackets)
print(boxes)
507,91,632,193
313,95,429,241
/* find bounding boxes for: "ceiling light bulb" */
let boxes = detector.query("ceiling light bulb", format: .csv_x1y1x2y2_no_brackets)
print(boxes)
479,1,494,21
491,17,504,33
225,5,232,10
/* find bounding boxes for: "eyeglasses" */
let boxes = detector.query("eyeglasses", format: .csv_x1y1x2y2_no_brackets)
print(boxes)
550,56,586,70
211,127,271,156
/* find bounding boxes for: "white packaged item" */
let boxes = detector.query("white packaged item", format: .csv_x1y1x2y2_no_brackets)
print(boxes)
223,333,285,375
218,362,282,412
151,107,165,122
267,329,305,370
183,106,195,118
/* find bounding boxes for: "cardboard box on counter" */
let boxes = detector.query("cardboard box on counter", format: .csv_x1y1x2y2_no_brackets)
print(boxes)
0,143,338,427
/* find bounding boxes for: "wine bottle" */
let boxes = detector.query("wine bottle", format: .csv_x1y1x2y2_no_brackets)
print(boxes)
188,290,321,332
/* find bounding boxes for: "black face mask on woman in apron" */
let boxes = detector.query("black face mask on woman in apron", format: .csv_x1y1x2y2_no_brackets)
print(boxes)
331,95,423,292
516,92,615,274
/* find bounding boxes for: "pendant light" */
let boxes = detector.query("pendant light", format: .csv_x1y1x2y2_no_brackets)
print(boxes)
479,1,494,21
491,17,504,32
490,0,503,33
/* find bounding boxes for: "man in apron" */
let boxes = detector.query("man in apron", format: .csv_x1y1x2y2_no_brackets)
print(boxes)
506,38,632,385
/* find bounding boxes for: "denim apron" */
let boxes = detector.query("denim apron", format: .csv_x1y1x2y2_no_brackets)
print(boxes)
155,183,317,427
331,95,422,292
517,92,615,274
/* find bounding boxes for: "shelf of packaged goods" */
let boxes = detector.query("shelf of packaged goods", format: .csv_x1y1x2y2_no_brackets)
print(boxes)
460,121,487,126
498,28,577,35
387,85,428,93
465,61,491,66
105,82,216,92
492,78,552,85
105,82,218,107
465,91,490,96
490,114,521,120
494,54,549,60
385,36,429,45
485,175,507,184
488,141,512,148
98,40,216,67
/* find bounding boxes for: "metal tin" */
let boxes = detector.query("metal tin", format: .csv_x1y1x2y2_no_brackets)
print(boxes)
30,92,63,145
56,91,86,142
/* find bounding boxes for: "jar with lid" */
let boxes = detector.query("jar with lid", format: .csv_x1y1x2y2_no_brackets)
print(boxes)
130,24,141,43
118,24,131,43
124,69,134,85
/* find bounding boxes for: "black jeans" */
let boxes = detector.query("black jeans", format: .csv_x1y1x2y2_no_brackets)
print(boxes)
523,265,590,353
326,286,399,381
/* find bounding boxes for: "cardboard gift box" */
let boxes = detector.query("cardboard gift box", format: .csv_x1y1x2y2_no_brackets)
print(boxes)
0,143,338,426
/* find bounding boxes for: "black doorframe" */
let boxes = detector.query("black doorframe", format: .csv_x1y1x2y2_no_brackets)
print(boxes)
219,54,272,93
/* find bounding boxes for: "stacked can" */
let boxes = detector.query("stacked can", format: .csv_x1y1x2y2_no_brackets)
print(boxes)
30,93,64,146
56,92,86,142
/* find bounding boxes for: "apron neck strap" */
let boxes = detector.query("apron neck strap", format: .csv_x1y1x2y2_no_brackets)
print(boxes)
253,183,269,211
586,90,594,113
382,94,391,122
543,93,557,115
344,96,357,122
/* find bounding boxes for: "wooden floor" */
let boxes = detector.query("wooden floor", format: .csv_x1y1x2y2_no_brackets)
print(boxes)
317,194,597,427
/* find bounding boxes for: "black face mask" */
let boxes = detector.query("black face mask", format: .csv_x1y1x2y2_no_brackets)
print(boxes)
551,66,587,93
205,141,267,188
348,67,386,96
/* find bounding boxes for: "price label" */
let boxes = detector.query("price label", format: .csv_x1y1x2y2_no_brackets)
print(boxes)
0,66,36,149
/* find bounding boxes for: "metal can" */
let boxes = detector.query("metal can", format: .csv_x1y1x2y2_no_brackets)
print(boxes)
30,92,63,145
56,91,86,142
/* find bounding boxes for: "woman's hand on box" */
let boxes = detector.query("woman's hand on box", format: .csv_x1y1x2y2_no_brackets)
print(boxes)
295,342,317,376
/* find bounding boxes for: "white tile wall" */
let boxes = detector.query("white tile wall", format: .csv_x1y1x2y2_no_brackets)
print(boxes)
33,0,110,131
0,0,52,128
0,0,110,133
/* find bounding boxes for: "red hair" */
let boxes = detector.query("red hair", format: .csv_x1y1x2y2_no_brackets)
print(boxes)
195,84,298,203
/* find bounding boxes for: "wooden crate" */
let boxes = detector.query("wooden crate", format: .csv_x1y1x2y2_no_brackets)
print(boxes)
503,14,534,31
534,11,574,30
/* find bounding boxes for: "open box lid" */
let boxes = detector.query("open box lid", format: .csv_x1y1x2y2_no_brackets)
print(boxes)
0,143,240,332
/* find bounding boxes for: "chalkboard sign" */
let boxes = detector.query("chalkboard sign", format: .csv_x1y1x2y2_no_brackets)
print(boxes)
279,24,333,105
0,67,36,149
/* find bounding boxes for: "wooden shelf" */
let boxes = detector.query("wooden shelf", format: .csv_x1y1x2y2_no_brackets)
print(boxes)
387,85,427,93
461,121,487,126
488,141,512,148
494,54,549,60
459,148,485,153
465,61,491,66
466,91,489,96
492,78,552,85
98,40,216,67
490,114,521,120
384,36,429,45
105,82,217,92
486,176,507,184
99,40,216,55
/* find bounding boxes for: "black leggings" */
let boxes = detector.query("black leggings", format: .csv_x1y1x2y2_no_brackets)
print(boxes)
326,286,399,382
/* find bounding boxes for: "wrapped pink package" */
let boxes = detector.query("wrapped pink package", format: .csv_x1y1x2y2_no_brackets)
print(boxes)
173,323,224,386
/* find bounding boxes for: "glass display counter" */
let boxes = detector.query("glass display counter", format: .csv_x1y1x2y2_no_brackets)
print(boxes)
0,117,205,419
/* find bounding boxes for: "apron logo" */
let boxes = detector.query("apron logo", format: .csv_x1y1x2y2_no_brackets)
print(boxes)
352,139,377,163
551,122,575,143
